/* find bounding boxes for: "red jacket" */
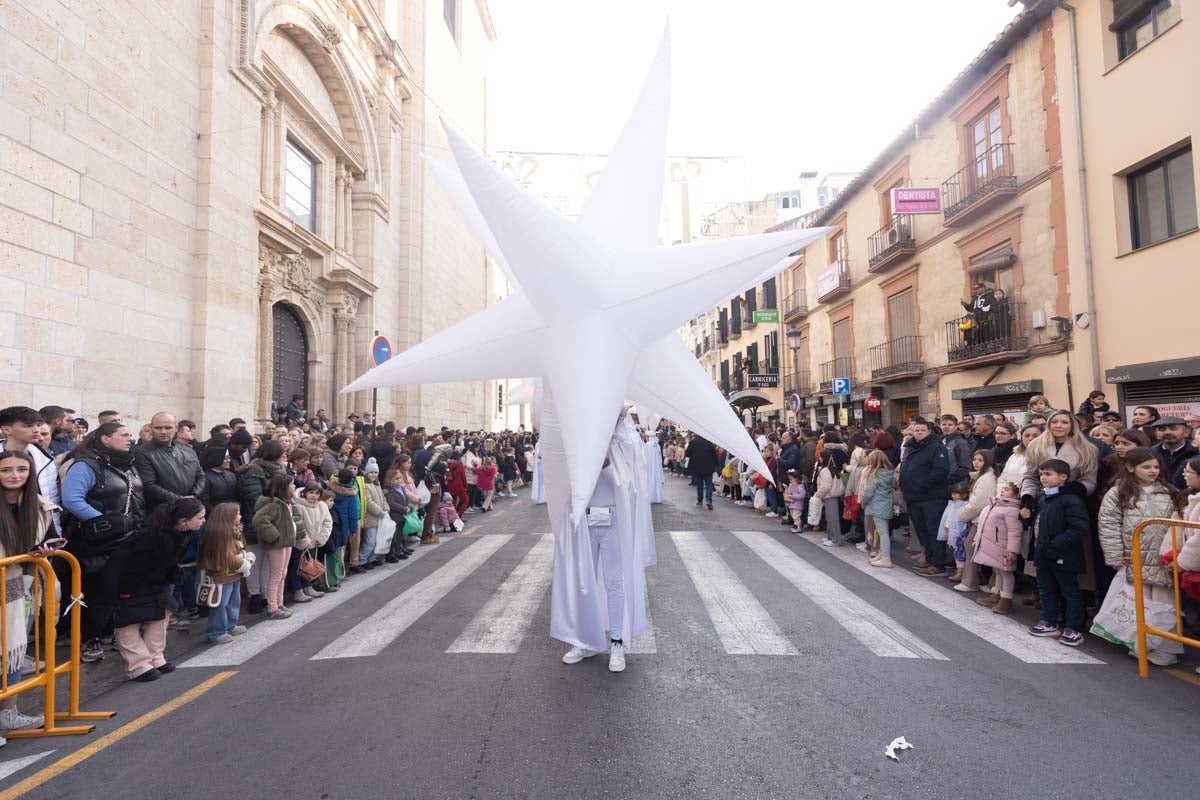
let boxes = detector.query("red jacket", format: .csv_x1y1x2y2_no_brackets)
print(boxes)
445,460,468,497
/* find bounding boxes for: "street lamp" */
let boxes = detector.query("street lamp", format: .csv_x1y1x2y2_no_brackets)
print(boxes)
785,327,802,427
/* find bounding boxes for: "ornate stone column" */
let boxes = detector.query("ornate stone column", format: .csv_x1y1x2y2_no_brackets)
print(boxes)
260,91,277,201
333,292,359,419
334,165,346,250
256,248,278,423
343,165,355,256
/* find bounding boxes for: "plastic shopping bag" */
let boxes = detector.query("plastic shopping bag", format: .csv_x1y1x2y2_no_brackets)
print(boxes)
374,513,397,555
806,495,823,527
401,509,423,536
753,488,768,512
1090,567,1178,651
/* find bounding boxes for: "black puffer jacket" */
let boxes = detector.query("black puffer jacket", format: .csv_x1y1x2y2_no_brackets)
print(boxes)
134,442,205,509
684,438,718,477
1033,484,1089,574
899,435,950,503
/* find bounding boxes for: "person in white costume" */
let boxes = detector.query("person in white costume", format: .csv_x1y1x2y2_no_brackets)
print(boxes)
529,440,545,505
545,394,655,673
641,429,665,504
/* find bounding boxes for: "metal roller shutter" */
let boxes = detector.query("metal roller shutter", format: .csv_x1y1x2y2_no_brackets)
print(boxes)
962,392,1036,416
1120,377,1200,407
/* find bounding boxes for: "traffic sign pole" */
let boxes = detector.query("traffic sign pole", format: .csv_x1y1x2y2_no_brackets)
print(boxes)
372,329,379,426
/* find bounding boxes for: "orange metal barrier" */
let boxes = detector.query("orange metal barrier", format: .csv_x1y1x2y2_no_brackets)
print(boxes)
0,550,114,737
1131,517,1200,679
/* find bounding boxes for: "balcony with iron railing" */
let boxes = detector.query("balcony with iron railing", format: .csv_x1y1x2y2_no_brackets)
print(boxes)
869,335,923,381
942,143,1018,227
867,214,916,273
816,260,851,304
945,301,1028,367
783,288,808,322
782,370,812,397
818,357,855,392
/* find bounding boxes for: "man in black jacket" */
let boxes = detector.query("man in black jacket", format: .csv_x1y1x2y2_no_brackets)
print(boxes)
134,412,205,510
972,415,997,452
684,435,718,510
1150,416,1198,489
899,419,950,576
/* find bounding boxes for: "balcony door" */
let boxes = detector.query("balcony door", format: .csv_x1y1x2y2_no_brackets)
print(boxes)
832,317,852,377
887,288,917,366
970,106,1004,180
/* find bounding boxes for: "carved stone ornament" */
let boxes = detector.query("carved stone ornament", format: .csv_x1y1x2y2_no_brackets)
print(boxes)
283,254,315,298
322,28,342,51
340,291,360,319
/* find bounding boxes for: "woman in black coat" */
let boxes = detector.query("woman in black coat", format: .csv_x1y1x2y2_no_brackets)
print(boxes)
112,498,205,682
199,446,238,513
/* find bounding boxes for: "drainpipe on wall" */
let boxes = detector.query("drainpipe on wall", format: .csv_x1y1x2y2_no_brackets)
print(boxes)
1019,0,1102,390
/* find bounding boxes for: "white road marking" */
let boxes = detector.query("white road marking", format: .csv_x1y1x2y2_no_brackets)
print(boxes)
0,750,54,781
183,542,443,668
800,532,1102,665
732,531,947,660
447,534,554,653
670,531,797,655
313,535,513,659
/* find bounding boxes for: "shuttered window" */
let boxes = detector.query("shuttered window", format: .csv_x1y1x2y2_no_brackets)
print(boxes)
1120,377,1200,407
832,319,852,360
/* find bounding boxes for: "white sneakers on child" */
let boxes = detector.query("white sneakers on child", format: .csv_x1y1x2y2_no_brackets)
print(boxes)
0,708,43,732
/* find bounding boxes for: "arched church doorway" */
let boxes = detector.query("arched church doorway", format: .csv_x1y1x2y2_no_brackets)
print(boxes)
272,303,309,415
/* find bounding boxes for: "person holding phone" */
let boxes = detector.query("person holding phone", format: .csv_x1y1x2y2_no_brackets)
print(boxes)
0,449,60,741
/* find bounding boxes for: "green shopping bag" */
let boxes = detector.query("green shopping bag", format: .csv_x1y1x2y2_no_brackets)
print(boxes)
324,550,345,587
401,510,423,536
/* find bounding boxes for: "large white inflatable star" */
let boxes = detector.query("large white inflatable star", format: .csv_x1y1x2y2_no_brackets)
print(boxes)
343,30,827,518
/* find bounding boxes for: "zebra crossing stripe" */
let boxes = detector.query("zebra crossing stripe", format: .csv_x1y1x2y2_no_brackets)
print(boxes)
732,531,947,660
670,531,797,656
802,532,1102,665
183,541,442,668
447,534,555,653
312,534,513,660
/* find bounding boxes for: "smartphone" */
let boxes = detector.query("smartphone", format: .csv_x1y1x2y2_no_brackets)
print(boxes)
31,538,67,552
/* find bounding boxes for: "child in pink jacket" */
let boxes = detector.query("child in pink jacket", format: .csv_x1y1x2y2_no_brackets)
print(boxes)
785,470,808,534
971,482,1023,614
477,457,498,511
436,492,461,533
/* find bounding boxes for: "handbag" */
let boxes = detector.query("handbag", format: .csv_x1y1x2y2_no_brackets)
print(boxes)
842,494,862,521
298,549,326,582
958,318,976,332
195,572,222,608
721,463,735,480
751,472,768,489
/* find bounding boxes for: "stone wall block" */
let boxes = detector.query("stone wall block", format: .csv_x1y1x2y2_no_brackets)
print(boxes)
52,194,93,236
0,206,75,260
0,138,80,198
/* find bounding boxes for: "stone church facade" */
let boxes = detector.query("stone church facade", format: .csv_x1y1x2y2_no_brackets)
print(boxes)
0,0,502,431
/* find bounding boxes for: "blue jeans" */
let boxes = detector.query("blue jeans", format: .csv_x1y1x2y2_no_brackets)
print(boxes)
1037,564,1084,631
175,565,197,613
358,526,378,565
206,580,242,641
694,474,714,505
765,485,780,514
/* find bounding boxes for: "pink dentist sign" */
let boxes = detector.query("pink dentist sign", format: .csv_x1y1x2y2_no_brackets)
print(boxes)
891,187,941,214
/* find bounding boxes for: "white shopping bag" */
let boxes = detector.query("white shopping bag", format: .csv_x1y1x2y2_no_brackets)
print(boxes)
1090,567,1178,651
374,513,397,555
452,518,465,533
806,495,823,527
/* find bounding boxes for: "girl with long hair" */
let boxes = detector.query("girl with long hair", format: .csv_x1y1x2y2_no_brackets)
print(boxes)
115,497,205,681
858,449,895,567
252,475,302,619
1098,428,1151,491
952,449,998,587
1098,447,1181,665
195,502,251,644
0,450,58,733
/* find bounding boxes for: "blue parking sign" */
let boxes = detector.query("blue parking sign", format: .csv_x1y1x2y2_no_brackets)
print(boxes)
832,377,851,395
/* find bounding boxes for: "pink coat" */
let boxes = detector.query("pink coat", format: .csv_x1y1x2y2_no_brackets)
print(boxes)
437,501,460,528
971,496,1022,570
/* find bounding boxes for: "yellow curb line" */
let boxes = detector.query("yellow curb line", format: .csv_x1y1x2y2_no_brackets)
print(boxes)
0,670,237,799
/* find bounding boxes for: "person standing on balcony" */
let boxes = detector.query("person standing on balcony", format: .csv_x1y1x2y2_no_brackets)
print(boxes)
960,281,997,346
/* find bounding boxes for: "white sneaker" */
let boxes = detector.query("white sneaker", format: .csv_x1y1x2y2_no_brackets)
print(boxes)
562,646,599,665
952,583,976,593
1146,649,1179,667
608,642,626,673
303,586,324,598
0,708,43,732
765,512,778,518
855,542,868,552
821,538,834,547
290,591,312,604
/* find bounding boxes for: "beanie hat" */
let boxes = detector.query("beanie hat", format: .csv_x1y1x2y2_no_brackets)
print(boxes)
365,457,380,475
337,468,355,484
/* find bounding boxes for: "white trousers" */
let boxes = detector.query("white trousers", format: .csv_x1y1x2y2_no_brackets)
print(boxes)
589,526,625,641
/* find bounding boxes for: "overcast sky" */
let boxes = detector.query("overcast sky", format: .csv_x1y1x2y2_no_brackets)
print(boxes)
485,0,1022,195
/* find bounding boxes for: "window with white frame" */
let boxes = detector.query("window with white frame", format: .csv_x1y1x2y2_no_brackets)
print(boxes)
284,138,317,233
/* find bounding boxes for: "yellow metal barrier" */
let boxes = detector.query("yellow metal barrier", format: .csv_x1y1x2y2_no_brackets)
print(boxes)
0,550,114,737
1131,517,1200,679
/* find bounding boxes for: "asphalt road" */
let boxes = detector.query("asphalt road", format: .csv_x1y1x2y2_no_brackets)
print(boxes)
0,475,1195,800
